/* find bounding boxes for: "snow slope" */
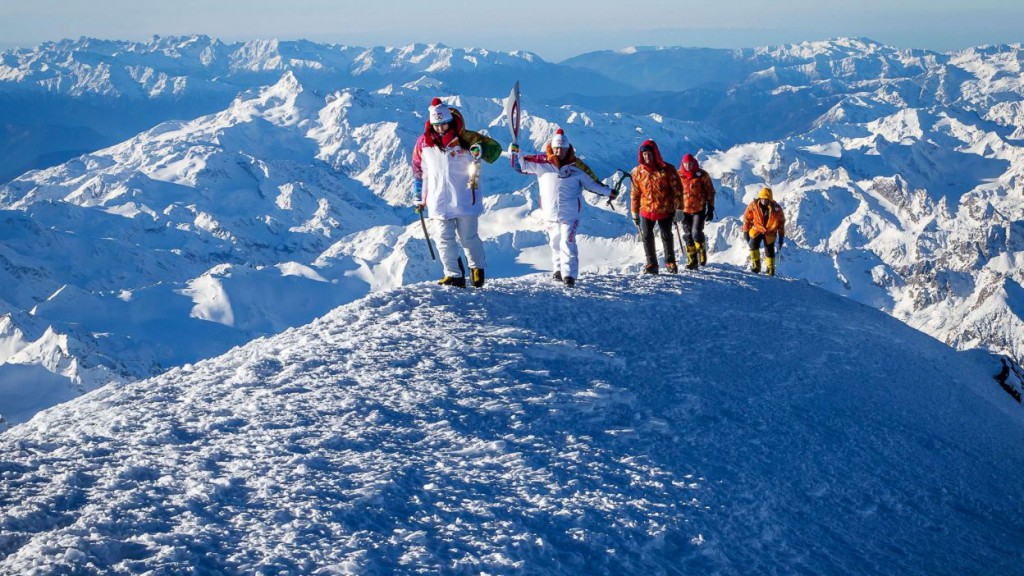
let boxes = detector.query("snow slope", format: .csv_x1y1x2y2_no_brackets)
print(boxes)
0,70,717,426
1,272,1021,575
3,35,1024,430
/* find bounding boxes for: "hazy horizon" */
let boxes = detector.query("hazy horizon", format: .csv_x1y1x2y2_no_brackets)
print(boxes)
2,1,1021,62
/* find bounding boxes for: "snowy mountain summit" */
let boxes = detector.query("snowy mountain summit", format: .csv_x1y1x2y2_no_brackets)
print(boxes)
2,272,1021,574
4,36,1024,427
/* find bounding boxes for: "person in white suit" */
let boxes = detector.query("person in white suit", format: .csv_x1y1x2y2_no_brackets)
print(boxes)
510,128,617,287
413,98,502,287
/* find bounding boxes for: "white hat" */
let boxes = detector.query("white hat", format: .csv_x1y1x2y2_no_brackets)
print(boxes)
428,97,453,125
550,128,569,149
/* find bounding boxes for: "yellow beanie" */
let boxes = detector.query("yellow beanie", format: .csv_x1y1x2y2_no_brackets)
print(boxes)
758,187,773,200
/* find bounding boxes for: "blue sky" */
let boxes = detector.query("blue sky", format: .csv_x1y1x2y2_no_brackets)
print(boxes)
2,0,1021,60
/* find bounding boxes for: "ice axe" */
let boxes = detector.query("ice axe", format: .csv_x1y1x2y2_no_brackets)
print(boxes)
610,169,642,241
418,209,436,261
608,169,632,212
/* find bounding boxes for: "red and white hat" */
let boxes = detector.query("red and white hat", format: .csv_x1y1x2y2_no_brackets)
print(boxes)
428,97,453,125
550,128,569,149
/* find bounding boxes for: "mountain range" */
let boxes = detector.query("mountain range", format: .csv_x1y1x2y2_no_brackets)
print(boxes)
1,35,1023,426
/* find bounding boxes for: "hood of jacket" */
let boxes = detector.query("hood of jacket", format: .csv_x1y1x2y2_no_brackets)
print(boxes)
679,153,700,177
637,140,668,171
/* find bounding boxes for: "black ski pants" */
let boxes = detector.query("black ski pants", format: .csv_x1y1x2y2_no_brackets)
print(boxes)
680,211,707,247
641,215,676,266
748,233,777,257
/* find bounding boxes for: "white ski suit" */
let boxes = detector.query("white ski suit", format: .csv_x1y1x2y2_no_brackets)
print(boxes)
414,133,490,278
518,152,613,279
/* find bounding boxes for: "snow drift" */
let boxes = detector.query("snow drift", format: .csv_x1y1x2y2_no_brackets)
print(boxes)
1,271,1021,574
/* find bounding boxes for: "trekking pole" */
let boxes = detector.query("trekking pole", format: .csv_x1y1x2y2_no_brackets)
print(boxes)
674,220,684,262
418,210,436,260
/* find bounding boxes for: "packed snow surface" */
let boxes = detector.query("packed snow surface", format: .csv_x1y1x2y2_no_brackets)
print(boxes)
2,271,1021,575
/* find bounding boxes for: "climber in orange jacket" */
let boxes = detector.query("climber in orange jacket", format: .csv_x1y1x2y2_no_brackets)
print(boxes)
630,140,684,274
742,187,786,276
677,153,716,269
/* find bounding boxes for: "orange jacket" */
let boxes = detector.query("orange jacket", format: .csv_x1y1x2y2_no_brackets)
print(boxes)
630,140,683,220
743,199,786,240
677,154,716,214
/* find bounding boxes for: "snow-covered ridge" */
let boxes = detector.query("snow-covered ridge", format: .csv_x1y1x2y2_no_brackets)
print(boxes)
0,36,545,98
1,273,1021,574
3,35,1024,428
563,36,1024,109
0,36,628,184
0,70,719,425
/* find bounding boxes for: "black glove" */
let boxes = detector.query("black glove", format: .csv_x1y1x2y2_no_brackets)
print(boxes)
705,207,715,222
609,188,619,201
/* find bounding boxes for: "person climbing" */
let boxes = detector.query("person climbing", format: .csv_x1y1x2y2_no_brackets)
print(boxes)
630,140,684,274
677,153,717,269
742,187,786,276
412,97,502,287
510,128,616,287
